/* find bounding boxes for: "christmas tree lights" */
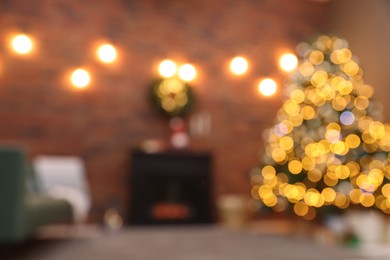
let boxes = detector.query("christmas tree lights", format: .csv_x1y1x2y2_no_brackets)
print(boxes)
251,35,390,220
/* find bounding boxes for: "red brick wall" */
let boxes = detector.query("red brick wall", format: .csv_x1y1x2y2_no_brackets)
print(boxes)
0,0,328,219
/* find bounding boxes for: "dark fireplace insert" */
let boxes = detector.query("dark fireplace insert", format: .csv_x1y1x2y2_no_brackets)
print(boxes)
128,150,213,225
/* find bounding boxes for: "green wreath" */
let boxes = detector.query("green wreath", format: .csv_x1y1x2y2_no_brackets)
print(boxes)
149,77,195,117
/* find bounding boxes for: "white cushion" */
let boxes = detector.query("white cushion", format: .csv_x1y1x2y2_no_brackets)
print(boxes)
33,156,91,222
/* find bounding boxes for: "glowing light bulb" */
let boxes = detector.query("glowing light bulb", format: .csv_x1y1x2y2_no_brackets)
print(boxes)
11,34,33,55
97,43,117,63
258,78,277,97
178,64,196,82
71,68,91,89
159,60,177,78
279,53,298,72
230,56,248,75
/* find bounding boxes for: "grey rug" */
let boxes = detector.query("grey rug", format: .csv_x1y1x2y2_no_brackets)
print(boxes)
0,226,375,260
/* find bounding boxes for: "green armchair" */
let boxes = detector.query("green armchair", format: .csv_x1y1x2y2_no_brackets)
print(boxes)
0,146,73,243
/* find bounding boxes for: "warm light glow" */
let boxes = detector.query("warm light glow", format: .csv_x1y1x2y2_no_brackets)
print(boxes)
252,35,390,218
70,68,91,89
294,202,309,216
97,43,117,63
11,34,33,55
230,56,248,75
178,64,196,82
309,50,324,65
258,78,277,97
325,129,342,144
279,53,298,72
159,60,177,78
288,160,303,174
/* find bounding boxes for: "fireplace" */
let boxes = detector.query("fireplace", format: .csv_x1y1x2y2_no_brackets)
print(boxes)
128,150,213,225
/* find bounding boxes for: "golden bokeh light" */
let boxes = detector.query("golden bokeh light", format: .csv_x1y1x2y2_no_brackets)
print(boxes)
309,50,324,65
258,78,277,97
288,160,303,174
349,189,364,204
337,48,352,63
358,116,373,131
308,168,322,183
345,134,361,149
303,207,317,221
324,174,338,187
279,53,298,72
334,165,350,179
178,64,196,82
342,60,359,76
369,121,385,140
158,60,177,78
332,96,348,111
361,194,375,207
289,113,303,127
354,96,369,110
302,157,315,171
290,89,305,104
299,62,314,77
253,35,390,218
330,48,352,64
331,141,349,155
336,80,353,95
279,136,294,151
326,122,341,132
97,43,117,63
322,188,336,203
261,165,276,180
357,84,374,98
10,34,34,55
283,100,300,115
294,202,309,216
271,148,287,163
382,184,390,198
230,56,248,75
311,70,328,87
334,193,348,208
70,68,91,89
301,105,316,120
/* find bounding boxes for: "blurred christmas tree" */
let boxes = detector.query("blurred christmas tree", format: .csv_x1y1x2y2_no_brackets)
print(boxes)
251,35,390,221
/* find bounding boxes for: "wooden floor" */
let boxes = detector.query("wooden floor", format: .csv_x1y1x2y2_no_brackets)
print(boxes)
1,224,389,260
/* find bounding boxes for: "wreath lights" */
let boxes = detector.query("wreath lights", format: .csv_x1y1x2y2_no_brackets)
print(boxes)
149,60,197,117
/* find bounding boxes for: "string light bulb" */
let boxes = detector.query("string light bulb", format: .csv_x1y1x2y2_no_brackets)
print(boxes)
230,56,248,75
258,78,277,97
97,43,117,63
178,64,196,82
10,34,34,55
70,68,91,89
279,53,298,72
158,60,177,78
